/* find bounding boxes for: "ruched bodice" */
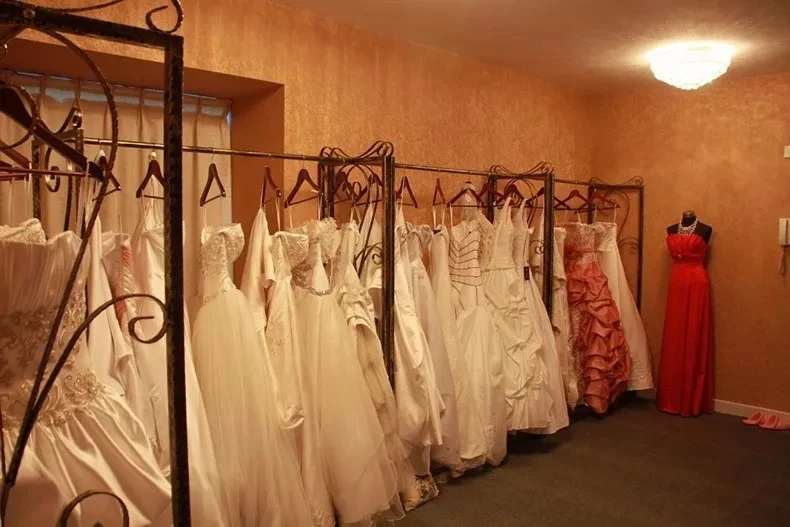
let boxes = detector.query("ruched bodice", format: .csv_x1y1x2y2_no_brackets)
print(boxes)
562,223,597,266
0,232,98,427
200,224,244,302
667,233,707,264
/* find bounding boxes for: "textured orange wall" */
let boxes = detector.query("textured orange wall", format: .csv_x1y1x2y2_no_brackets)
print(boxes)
591,73,790,412
32,0,593,217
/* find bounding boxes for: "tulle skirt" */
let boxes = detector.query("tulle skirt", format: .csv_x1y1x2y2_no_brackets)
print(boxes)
192,288,312,527
294,287,399,525
3,386,171,527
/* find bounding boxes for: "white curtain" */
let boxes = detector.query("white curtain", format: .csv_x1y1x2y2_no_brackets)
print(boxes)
0,72,232,308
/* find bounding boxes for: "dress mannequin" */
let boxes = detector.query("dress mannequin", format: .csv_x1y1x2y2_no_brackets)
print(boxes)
666,210,712,243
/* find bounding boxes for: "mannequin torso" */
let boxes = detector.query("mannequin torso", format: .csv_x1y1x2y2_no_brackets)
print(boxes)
666,211,712,244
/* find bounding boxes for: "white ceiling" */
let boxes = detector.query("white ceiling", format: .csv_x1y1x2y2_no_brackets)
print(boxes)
271,0,790,91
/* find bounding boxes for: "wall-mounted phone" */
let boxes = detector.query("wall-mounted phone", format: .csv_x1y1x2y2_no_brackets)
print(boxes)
780,218,790,275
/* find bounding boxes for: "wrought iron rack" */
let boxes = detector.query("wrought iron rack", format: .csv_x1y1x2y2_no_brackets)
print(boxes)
547,175,645,311
393,161,556,317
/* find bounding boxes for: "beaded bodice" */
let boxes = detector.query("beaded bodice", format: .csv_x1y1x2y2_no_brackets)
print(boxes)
0,218,47,244
0,232,102,429
291,218,338,296
562,223,598,267
200,224,244,302
593,222,618,253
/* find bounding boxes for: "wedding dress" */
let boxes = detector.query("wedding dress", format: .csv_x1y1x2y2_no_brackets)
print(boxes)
448,205,507,466
429,223,487,473
529,210,579,408
594,222,654,391
331,220,406,522
404,216,460,471
0,228,171,526
191,222,312,526
513,201,569,434
562,222,631,413
484,199,552,430
355,207,442,509
291,218,399,525
130,202,228,526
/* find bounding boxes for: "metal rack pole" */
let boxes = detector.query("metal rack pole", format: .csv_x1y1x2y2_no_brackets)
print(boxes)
382,153,396,387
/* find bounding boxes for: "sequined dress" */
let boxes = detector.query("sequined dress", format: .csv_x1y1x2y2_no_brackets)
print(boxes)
0,224,172,526
191,223,312,526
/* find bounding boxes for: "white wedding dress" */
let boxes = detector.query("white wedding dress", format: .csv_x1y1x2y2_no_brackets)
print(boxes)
594,222,654,391
0,225,171,526
429,224,487,473
191,222,312,527
331,220,406,522
448,206,507,466
484,200,552,430
513,201,569,434
404,217,461,471
130,202,228,526
529,210,579,409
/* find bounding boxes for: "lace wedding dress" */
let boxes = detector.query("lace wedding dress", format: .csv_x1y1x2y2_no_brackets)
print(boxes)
291,218,399,525
0,225,171,526
191,223,312,526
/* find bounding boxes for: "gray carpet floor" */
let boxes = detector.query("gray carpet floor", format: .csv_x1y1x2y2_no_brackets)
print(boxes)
399,397,790,527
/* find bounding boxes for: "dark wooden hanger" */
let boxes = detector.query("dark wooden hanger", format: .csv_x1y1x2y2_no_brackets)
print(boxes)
589,190,618,210
260,165,282,206
449,182,482,207
332,169,359,204
0,82,103,181
477,181,507,207
396,176,418,207
200,162,227,207
432,178,446,207
95,153,122,200
501,180,526,206
557,188,591,211
136,153,165,200
284,167,319,208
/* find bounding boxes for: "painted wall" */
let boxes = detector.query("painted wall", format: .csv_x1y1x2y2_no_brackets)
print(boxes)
591,73,790,412
23,1,789,411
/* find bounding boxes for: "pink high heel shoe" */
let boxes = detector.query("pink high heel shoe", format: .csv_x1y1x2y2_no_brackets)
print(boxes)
758,415,790,431
743,411,767,425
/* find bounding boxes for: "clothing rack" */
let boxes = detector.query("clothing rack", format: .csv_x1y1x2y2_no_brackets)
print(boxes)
79,136,398,384
393,161,556,317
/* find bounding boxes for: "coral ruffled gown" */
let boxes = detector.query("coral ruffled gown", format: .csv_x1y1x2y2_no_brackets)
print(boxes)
562,222,631,414
657,233,713,417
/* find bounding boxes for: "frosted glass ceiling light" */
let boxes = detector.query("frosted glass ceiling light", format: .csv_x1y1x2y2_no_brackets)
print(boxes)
646,42,735,90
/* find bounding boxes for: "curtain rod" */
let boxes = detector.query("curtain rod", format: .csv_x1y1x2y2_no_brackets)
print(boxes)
82,137,384,164
394,162,550,182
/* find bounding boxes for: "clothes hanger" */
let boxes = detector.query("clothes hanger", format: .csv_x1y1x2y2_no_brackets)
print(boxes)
502,180,527,207
395,176,418,208
94,151,122,201
448,180,483,207
136,151,165,200
432,177,446,207
476,181,506,208
556,188,591,211
283,167,319,208
200,161,227,207
332,169,359,205
260,165,282,206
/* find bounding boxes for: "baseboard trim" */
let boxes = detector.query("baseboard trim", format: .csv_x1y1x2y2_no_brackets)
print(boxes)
632,389,790,419
713,399,790,420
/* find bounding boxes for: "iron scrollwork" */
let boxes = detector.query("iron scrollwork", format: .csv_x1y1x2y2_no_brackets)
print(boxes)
0,1,187,524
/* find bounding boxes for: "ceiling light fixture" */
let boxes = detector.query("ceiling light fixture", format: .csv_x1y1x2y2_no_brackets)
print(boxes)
646,42,736,90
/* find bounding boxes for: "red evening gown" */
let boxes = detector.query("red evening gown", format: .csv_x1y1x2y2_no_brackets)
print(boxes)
657,233,713,417
563,223,632,414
